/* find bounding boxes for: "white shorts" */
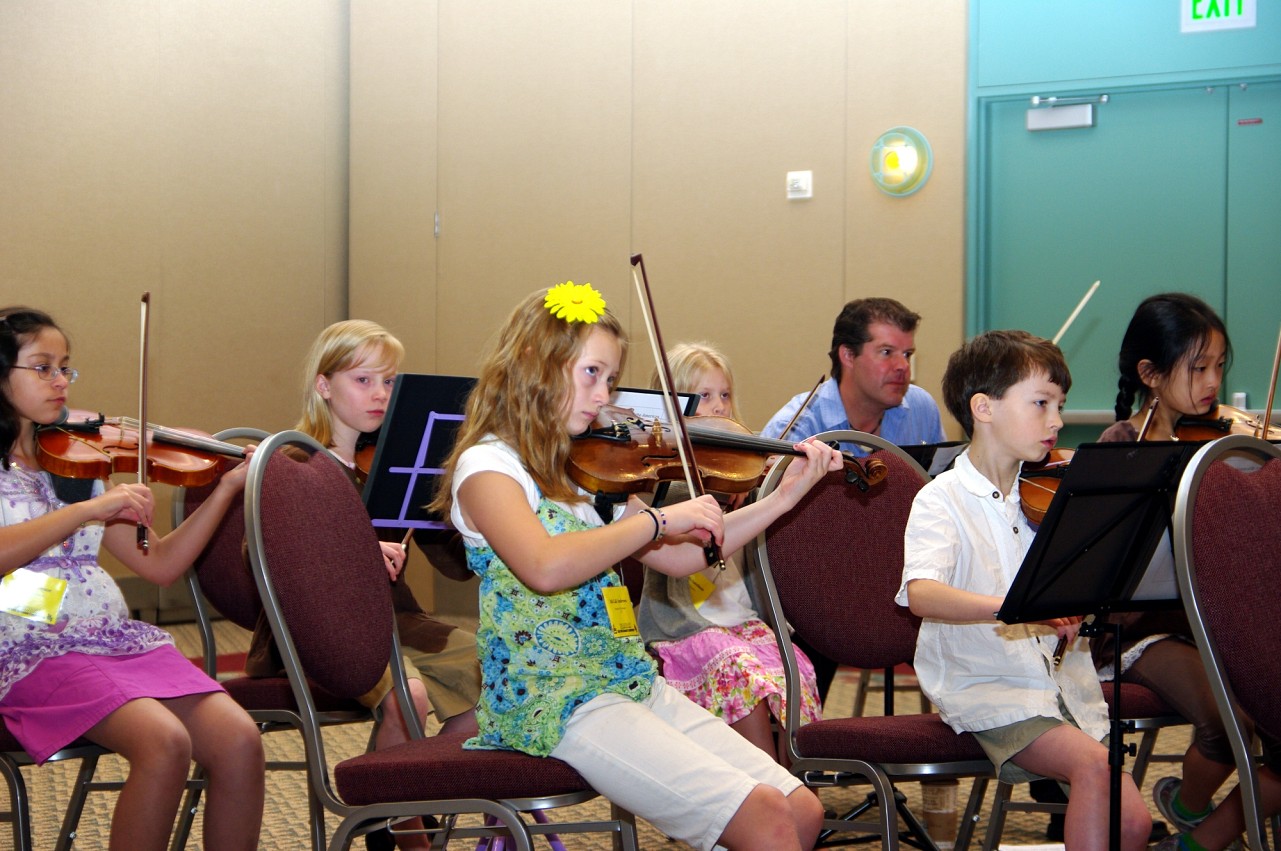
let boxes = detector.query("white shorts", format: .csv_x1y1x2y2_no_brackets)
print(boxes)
549,677,802,851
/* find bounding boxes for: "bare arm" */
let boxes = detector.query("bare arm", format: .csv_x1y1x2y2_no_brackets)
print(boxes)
458,470,724,594
103,452,253,587
1,481,154,575
637,438,843,577
904,577,1004,623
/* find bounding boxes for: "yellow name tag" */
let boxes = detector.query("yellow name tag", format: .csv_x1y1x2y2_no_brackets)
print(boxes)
602,585,639,638
688,572,716,608
0,567,68,625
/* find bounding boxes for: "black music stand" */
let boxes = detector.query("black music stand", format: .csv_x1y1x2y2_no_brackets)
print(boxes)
361,374,475,534
361,378,699,533
998,441,1201,851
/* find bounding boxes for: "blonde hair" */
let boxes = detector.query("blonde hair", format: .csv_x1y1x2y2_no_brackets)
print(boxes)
296,320,405,447
650,341,740,421
431,288,627,516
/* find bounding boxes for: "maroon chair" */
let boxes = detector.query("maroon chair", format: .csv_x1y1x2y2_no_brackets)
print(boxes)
1174,434,1281,851
244,431,637,851
747,430,993,851
171,427,368,851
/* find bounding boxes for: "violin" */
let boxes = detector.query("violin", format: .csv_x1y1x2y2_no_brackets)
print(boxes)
1018,447,1074,527
567,409,888,497
1172,403,1281,442
36,410,246,489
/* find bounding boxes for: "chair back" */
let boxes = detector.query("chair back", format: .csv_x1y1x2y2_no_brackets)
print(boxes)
755,431,929,670
1173,433,1281,851
176,428,271,632
245,431,394,705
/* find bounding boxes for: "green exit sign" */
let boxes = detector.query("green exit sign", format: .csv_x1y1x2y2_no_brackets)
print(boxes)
1182,0,1257,33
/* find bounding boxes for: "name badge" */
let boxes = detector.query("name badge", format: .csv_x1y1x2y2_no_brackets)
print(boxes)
0,567,68,625
601,585,639,638
688,572,716,608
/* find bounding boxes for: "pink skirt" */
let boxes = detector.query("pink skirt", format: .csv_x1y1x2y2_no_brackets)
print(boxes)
653,618,823,728
1,647,224,764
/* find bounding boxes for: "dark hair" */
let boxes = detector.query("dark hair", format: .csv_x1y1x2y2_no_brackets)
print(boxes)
1,307,65,469
1114,293,1232,422
828,298,920,382
943,330,1071,438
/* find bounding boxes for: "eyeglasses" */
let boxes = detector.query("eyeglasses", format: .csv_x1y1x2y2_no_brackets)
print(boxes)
12,364,79,384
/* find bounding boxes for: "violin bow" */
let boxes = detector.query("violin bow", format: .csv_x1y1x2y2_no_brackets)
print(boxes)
1052,279,1100,346
777,375,824,442
137,292,151,552
629,254,725,571
1260,320,1281,440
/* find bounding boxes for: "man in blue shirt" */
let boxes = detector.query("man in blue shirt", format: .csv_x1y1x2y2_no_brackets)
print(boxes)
762,297,945,450
761,297,946,700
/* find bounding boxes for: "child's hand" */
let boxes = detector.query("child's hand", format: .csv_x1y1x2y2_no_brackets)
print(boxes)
772,438,843,503
660,494,725,545
215,445,257,494
379,540,407,582
92,482,155,527
1037,615,1084,642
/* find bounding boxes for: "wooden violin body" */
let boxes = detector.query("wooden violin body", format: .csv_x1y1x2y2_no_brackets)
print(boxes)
1019,447,1074,527
1173,403,1281,442
37,410,244,488
567,411,888,497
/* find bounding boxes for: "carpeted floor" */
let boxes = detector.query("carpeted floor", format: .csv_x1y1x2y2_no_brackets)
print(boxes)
3,619,1213,850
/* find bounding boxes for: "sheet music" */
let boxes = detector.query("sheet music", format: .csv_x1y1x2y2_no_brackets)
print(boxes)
1129,529,1178,602
605,389,698,423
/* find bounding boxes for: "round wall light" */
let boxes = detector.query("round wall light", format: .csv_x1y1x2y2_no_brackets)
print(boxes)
869,126,932,197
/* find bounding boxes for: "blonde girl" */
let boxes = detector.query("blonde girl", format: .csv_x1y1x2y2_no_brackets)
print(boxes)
432,284,842,851
638,342,822,761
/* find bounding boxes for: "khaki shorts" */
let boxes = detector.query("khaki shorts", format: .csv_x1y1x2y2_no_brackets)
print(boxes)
358,630,480,722
972,696,1107,785
358,656,424,710
405,628,481,723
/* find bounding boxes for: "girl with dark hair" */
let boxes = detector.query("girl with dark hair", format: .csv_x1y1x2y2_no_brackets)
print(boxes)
0,307,264,850
1098,294,1280,851
1105,292,1231,442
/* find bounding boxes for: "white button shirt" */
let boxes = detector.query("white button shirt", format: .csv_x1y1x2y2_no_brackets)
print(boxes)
895,450,1109,738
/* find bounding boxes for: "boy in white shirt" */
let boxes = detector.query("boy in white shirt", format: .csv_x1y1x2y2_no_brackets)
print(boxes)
895,330,1151,851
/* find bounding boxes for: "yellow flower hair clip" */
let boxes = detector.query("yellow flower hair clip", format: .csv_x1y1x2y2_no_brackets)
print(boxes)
545,281,606,324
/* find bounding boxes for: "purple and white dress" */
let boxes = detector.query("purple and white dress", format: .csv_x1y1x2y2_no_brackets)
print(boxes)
0,460,222,763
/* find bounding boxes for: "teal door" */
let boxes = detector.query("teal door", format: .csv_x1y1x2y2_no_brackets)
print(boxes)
977,87,1229,421
1224,81,1281,407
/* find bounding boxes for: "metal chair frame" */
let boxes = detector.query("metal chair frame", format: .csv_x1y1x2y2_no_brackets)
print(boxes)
245,431,638,851
1172,433,1281,851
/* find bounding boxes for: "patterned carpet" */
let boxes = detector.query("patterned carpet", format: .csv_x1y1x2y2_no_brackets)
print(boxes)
3,620,1207,850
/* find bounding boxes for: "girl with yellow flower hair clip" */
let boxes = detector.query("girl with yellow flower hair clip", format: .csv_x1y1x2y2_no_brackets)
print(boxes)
431,285,842,851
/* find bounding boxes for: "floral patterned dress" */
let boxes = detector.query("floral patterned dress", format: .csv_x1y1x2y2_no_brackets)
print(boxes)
465,498,657,757
0,462,173,703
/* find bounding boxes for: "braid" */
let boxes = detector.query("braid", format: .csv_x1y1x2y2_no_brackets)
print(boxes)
1114,378,1137,423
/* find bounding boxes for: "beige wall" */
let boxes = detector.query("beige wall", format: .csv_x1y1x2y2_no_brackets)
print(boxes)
351,1,969,432
4,1,967,609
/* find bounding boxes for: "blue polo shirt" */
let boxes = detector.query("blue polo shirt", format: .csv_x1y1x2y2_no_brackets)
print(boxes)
761,378,945,454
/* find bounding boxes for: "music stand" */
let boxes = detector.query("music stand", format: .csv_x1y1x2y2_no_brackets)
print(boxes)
899,441,968,477
362,374,475,533
998,440,1202,851
361,378,698,533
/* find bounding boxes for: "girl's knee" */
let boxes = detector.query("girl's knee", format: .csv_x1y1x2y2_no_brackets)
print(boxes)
789,785,823,845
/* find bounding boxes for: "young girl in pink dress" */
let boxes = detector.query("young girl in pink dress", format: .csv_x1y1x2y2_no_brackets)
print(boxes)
638,342,822,760
0,306,264,851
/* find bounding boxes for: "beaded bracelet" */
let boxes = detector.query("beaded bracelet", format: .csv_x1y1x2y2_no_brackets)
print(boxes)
642,507,667,542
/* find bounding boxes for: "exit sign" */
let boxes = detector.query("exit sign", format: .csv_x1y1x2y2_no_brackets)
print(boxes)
1182,0,1257,32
